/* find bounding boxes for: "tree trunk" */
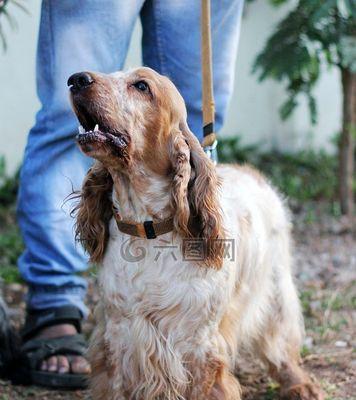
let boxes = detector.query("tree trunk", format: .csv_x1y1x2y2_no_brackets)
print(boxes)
339,68,355,217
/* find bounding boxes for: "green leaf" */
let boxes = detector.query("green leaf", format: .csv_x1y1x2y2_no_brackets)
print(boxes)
0,0,9,12
308,93,318,124
343,0,356,16
337,0,354,18
309,0,337,25
280,97,298,120
269,0,289,6
338,35,356,71
0,23,7,51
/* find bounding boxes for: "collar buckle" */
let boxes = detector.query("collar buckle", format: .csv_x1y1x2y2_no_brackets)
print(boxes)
143,221,157,239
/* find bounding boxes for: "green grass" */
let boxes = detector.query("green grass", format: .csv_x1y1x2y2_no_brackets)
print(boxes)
299,289,314,316
0,156,23,283
300,344,311,357
321,294,345,312
300,283,355,339
0,156,19,207
0,225,23,283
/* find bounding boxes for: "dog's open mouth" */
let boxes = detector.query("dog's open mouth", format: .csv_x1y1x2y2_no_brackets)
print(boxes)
74,106,128,156
69,78,129,156
76,125,127,150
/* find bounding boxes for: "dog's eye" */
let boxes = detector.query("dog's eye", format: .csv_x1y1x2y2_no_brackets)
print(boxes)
133,80,150,92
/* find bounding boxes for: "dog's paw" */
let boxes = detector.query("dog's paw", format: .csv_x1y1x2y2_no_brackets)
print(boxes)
281,382,325,400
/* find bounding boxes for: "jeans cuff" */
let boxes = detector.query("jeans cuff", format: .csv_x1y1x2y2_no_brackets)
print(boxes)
27,285,88,318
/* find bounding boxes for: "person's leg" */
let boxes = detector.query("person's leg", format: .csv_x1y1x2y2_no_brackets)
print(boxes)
140,0,244,141
17,0,143,377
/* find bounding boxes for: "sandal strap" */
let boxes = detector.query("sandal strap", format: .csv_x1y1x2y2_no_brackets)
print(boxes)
22,334,87,370
22,305,83,341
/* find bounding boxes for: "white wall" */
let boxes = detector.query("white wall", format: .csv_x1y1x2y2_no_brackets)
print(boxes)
0,1,40,174
0,0,341,174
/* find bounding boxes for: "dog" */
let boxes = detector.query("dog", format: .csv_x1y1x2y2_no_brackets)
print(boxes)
69,67,324,400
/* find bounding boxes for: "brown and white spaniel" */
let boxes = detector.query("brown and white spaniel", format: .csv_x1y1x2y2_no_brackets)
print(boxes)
69,67,324,400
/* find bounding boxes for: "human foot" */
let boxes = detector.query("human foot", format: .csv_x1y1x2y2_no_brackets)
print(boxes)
35,323,91,375
21,306,90,388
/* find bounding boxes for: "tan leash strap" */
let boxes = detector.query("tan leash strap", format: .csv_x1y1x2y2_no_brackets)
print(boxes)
201,0,217,148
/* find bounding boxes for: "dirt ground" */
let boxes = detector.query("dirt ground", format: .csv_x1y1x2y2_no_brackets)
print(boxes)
0,212,355,399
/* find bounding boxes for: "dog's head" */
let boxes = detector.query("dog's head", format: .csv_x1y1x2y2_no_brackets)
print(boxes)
69,67,224,267
69,67,188,172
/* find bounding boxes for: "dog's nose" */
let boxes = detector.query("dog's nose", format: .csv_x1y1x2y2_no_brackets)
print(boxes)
67,72,94,92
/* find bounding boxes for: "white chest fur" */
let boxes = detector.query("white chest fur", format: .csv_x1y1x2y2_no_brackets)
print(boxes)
98,220,235,397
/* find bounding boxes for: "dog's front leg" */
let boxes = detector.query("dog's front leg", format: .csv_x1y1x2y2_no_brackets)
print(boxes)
89,303,112,400
187,352,241,400
89,303,126,400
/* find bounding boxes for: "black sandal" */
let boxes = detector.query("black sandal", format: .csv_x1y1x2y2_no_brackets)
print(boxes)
21,305,89,389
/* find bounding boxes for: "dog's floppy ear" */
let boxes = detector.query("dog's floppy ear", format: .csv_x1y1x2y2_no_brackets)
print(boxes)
168,128,192,237
72,162,113,264
169,122,225,269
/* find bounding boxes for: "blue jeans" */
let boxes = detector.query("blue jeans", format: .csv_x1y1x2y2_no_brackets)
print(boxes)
17,0,244,316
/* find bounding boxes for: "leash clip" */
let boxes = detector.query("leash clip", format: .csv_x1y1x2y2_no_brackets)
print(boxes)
203,139,218,165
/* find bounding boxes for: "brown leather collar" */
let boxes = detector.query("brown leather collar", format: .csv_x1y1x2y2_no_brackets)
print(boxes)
113,212,174,239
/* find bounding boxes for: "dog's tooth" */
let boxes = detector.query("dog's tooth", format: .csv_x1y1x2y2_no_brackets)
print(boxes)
94,124,99,132
78,125,85,134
